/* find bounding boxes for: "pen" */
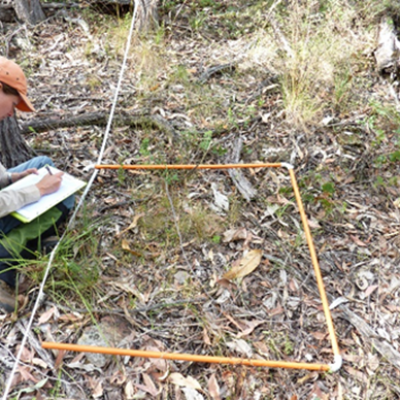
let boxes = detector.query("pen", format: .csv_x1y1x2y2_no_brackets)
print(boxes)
46,166,53,176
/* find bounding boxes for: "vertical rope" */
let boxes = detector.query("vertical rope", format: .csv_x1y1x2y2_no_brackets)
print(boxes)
1,2,139,398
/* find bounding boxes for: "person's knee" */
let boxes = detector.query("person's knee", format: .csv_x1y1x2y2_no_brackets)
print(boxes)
33,156,54,168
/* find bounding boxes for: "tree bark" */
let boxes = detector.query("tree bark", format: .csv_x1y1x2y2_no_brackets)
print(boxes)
0,115,33,169
13,0,45,25
0,3,15,23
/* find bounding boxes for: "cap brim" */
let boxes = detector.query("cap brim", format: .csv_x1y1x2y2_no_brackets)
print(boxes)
16,93,35,112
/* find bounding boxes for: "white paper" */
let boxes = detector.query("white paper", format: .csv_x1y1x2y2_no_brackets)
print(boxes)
3,166,86,223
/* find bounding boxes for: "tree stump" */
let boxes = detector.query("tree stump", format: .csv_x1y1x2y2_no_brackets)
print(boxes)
13,0,45,25
0,115,33,168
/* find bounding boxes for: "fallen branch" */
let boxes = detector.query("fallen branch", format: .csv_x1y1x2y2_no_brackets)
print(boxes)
226,137,257,201
21,111,175,136
198,62,237,84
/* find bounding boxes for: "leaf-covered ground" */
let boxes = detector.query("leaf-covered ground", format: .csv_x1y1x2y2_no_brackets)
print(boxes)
2,1,400,399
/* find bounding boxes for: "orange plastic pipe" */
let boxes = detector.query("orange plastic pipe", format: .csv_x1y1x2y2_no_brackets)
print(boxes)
83,163,341,367
95,163,282,170
288,168,340,356
42,342,330,371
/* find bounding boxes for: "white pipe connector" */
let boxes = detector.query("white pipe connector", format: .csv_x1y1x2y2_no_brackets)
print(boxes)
281,162,294,170
329,355,343,372
83,163,96,172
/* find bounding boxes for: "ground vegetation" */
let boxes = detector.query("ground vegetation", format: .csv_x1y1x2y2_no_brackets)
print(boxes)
1,0,400,399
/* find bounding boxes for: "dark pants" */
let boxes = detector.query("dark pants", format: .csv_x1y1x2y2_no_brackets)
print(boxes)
0,157,74,287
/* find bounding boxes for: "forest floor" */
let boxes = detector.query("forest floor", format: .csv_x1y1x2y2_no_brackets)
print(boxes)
1,1,400,399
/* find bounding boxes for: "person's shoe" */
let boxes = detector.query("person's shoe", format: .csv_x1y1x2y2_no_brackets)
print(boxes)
0,280,16,313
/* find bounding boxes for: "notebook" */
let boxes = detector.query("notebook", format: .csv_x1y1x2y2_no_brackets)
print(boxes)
3,166,86,223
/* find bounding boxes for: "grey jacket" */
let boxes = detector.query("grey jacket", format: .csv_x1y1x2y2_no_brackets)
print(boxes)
0,162,40,218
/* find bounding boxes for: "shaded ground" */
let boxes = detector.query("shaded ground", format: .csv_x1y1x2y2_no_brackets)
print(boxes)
1,1,400,399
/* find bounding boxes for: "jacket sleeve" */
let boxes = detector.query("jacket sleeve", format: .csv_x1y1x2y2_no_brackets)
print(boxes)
0,186,41,218
0,163,41,218
0,163,9,188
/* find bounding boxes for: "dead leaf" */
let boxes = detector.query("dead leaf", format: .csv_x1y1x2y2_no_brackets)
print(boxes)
14,365,39,385
211,183,229,212
208,374,221,400
203,328,211,345
236,319,265,338
58,313,84,322
38,306,59,325
92,379,103,398
141,373,159,396
32,358,48,369
307,218,321,229
118,213,144,236
350,235,367,247
222,228,248,242
17,345,33,363
223,249,262,280
125,380,135,400
121,239,141,256
54,350,66,369
364,284,379,298
344,366,366,380
182,387,205,400
297,372,318,384
226,339,253,357
169,373,202,391
366,353,380,372
311,332,328,341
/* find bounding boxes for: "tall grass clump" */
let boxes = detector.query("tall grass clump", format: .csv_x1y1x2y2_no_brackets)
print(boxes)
274,0,370,128
228,0,373,129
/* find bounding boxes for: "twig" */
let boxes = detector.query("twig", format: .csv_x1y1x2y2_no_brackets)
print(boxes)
52,298,205,315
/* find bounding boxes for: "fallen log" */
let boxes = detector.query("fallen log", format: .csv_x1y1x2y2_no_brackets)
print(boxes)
20,110,175,136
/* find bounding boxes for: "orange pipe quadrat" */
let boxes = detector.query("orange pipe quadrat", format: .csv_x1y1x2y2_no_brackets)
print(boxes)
95,163,282,170
71,162,343,372
42,342,331,371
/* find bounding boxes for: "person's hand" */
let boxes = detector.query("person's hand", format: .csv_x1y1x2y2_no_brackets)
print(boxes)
35,172,64,196
11,168,38,182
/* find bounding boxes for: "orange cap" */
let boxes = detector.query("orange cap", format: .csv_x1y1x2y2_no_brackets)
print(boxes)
0,56,35,112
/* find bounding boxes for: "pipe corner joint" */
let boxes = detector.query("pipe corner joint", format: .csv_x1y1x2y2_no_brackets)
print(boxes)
281,162,294,170
329,355,342,373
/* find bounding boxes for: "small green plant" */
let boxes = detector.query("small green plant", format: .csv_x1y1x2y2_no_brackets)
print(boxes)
139,138,151,156
283,336,294,355
321,182,335,196
333,66,353,111
389,150,400,162
211,235,221,244
189,10,207,31
199,130,213,151
117,166,126,186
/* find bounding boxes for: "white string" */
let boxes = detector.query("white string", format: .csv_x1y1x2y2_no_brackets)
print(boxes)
2,2,139,398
